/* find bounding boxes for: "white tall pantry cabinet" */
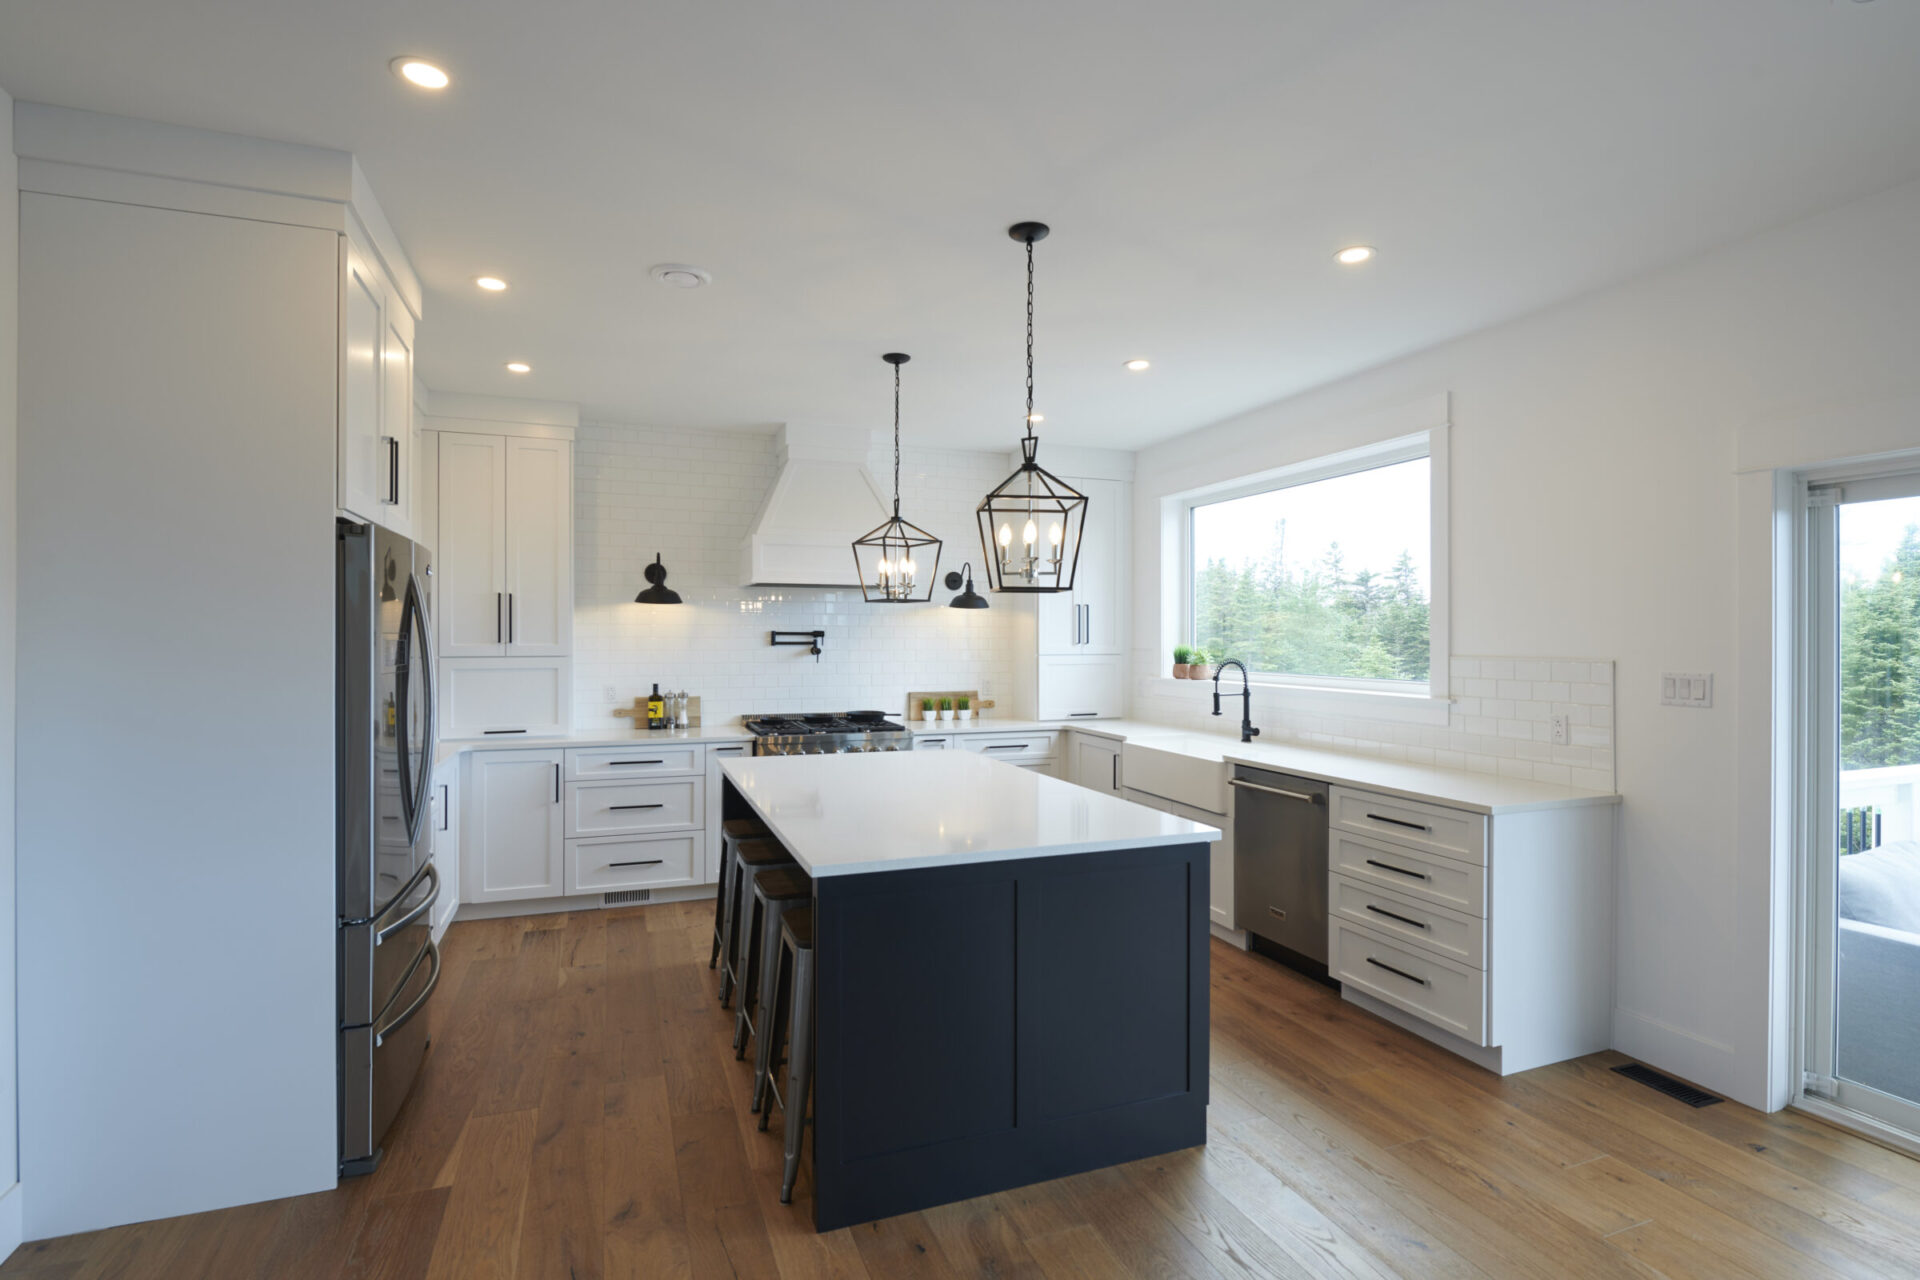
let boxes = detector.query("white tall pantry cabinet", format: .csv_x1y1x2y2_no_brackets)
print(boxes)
422,398,577,737
11,104,421,1239
1012,449,1133,722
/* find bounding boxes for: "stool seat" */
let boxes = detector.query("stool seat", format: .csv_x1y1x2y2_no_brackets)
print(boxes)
720,837,795,1008
781,905,814,950
722,817,769,842
754,866,813,903
737,838,792,867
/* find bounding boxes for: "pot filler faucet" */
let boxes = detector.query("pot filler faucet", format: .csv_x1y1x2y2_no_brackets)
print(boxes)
1212,659,1261,743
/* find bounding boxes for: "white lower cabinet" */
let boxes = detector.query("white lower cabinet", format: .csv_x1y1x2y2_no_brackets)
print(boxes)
1123,784,1231,928
464,748,564,903
429,757,460,937
1069,733,1122,795
566,832,698,894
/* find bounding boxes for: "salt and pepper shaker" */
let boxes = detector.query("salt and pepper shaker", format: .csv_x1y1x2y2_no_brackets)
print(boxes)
674,690,690,728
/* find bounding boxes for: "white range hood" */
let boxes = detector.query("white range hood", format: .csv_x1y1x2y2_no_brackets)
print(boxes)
743,424,890,587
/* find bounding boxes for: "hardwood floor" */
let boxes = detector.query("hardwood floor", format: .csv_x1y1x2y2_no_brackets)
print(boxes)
9,900,1920,1279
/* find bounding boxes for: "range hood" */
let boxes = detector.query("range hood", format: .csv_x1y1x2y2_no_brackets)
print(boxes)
743,425,890,587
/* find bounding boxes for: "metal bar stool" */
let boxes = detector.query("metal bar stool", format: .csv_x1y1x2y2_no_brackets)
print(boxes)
710,817,769,969
735,864,812,1066
719,838,792,1008
758,904,815,1204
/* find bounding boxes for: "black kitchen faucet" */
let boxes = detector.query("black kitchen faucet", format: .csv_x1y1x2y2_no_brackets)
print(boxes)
1212,659,1261,743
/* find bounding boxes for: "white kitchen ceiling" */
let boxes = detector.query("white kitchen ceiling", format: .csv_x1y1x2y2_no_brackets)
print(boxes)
3,0,1918,448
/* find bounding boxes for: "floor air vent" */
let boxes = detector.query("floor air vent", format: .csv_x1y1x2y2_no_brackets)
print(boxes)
603,889,652,906
1612,1062,1722,1108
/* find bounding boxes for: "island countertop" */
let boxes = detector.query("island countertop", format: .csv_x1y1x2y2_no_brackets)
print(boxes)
720,750,1220,877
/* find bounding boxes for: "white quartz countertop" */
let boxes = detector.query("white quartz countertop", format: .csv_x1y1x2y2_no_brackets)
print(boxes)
436,724,753,765
720,750,1220,877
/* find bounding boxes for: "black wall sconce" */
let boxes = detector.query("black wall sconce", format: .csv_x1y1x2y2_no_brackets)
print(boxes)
635,553,683,604
945,564,989,610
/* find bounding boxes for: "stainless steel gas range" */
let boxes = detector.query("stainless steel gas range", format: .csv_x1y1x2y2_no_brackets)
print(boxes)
743,711,914,755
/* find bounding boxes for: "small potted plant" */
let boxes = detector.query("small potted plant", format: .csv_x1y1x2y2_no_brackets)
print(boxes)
955,695,973,722
920,696,937,723
1188,648,1213,680
938,696,954,722
1172,645,1194,679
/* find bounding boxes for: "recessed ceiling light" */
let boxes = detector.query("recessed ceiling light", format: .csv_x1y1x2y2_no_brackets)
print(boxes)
1335,245,1376,266
475,276,507,292
505,361,531,374
648,263,712,289
391,57,450,90
1027,413,1045,423
1124,359,1151,372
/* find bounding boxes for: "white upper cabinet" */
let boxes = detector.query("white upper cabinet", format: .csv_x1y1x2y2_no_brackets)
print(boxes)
503,436,573,656
1037,475,1123,657
437,432,509,657
338,237,417,536
435,429,574,660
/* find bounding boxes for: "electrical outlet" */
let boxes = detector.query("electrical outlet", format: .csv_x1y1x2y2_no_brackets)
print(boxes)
602,685,617,703
1660,672,1713,708
1550,714,1570,745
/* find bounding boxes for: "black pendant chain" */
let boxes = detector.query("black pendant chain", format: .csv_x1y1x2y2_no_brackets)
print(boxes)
892,357,902,518
1024,235,1036,442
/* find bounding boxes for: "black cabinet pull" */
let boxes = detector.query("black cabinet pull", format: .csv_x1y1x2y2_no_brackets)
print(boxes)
496,592,503,643
482,728,527,735
609,760,664,766
1366,957,1427,985
1364,858,1428,881
1366,812,1430,832
554,763,561,803
608,859,665,869
1068,711,1099,717
386,437,400,504
608,803,665,811
508,593,514,644
1365,904,1427,929
984,744,1029,751
439,783,450,832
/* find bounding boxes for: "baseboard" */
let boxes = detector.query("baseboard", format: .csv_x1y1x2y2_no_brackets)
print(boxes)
0,1181,23,1265
455,882,719,922
1611,1005,1749,1107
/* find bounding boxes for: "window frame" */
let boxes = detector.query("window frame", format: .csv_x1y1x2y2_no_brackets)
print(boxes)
1175,428,1449,712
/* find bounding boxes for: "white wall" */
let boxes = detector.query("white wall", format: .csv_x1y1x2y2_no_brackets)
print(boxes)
573,423,1022,726
16,193,338,1237
1132,175,1920,1110
0,84,20,1252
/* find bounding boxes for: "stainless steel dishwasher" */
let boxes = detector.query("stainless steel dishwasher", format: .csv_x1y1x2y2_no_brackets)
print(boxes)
1230,766,1330,973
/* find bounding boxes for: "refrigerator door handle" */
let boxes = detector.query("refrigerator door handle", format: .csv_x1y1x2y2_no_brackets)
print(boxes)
396,573,435,847
373,938,441,1047
374,860,440,945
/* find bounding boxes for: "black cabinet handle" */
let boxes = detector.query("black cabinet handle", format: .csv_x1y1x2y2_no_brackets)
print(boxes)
1366,812,1430,832
608,859,665,869
608,803,665,811
1068,711,1099,718
609,760,664,766
482,728,527,735
386,437,400,504
439,783,450,832
554,763,561,803
1365,858,1428,881
984,744,1030,751
508,593,514,644
496,592,503,643
1366,957,1427,985
1365,904,1427,929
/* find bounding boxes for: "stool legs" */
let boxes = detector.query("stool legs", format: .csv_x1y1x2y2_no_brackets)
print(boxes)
707,840,732,969
732,889,767,1058
779,942,816,1204
751,931,792,1116
717,850,743,1006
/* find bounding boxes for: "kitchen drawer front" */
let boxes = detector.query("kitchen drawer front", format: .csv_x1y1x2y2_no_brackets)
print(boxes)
958,731,1059,761
1332,918,1488,1045
1330,830,1486,917
566,833,698,893
1330,787,1485,865
1330,873,1485,968
566,777,703,837
566,744,704,780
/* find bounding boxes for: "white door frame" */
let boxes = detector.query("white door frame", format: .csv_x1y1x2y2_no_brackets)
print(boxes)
1790,458,1920,1154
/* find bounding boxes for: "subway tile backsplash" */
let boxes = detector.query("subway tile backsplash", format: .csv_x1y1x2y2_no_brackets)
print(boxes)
572,422,1023,728
1134,654,1616,792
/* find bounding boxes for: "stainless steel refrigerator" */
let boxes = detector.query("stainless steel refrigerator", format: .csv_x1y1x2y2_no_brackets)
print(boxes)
337,518,442,1176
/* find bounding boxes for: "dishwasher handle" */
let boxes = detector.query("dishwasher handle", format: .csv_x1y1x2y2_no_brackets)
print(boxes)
1229,777,1324,805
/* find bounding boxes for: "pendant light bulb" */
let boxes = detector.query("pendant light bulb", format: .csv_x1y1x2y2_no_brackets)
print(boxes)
999,523,1013,548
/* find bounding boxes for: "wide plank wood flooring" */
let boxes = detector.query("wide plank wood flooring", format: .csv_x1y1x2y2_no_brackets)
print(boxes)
10,900,1920,1279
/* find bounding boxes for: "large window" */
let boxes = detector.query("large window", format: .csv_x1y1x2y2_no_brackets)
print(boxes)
1188,449,1431,688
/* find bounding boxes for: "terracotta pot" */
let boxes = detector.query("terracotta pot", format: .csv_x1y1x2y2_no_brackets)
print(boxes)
1171,663,1189,679
1187,664,1211,680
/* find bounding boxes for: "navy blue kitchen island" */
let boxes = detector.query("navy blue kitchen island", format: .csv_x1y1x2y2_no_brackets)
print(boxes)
720,749,1221,1232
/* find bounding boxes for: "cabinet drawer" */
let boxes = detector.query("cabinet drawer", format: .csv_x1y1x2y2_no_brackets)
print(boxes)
958,731,1059,761
1330,831,1486,916
914,735,952,750
566,777,703,837
567,744,703,780
1332,918,1487,1045
1330,873,1484,968
1330,787,1485,864
566,833,697,893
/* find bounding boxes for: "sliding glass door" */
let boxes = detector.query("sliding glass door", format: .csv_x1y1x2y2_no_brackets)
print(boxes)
1801,469,1920,1145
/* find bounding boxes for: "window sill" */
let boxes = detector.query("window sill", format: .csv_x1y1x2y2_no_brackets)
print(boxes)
1140,676,1452,726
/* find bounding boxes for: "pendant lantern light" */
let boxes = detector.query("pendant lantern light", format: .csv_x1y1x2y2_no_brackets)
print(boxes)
977,222,1087,593
851,353,942,602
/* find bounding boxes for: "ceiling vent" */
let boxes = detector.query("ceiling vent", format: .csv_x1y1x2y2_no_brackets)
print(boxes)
648,263,711,289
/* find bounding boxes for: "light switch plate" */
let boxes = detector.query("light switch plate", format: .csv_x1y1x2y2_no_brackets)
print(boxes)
1661,672,1713,708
